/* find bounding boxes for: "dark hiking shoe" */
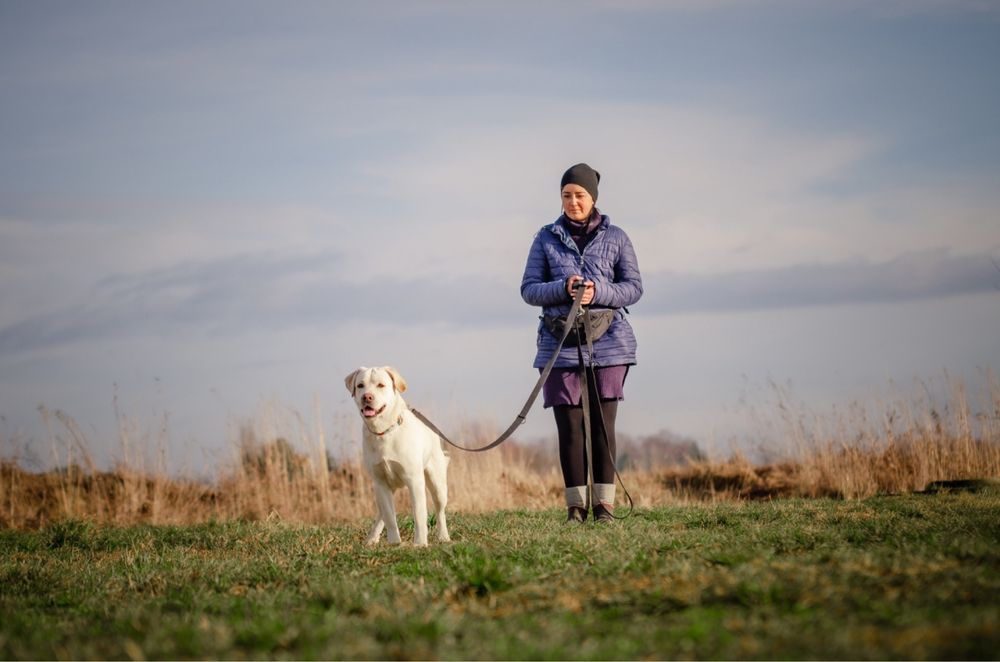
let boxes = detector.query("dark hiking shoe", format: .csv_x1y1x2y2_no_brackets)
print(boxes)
565,506,587,524
593,504,615,524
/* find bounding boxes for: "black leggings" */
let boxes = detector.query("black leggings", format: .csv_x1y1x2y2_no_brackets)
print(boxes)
553,394,618,488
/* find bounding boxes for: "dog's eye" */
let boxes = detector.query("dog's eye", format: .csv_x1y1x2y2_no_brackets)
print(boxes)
377,383,386,389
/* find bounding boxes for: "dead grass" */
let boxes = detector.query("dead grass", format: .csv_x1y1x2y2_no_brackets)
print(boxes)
2,373,998,529
666,370,1000,500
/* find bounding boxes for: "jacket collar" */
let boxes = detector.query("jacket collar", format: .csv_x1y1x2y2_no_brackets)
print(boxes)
549,212,610,253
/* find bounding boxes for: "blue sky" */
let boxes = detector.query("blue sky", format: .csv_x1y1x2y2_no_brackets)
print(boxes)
2,1,999,469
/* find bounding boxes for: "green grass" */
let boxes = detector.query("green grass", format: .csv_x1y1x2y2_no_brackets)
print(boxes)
1,494,999,660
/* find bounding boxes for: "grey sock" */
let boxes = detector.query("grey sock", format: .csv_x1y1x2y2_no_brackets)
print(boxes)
593,483,616,508
565,485,589,509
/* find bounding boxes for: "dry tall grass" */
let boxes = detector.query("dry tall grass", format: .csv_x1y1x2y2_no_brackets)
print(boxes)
2,374,998,529
664,371,1000,499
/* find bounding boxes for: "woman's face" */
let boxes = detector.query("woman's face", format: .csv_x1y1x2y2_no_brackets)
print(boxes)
561,184,595,222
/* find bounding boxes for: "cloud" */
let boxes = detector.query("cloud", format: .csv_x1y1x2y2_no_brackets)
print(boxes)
641,249,999,315
0,248,527,356
2,246,995,356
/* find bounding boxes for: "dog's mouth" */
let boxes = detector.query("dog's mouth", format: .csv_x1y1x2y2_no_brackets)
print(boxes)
362,404,386,419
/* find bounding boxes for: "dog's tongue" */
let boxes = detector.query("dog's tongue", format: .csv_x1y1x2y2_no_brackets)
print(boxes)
363,406,378,418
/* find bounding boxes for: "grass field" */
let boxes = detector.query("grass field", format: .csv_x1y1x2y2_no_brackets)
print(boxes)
2,493,998,660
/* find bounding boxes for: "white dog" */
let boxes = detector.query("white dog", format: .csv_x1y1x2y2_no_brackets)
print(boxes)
345,366,451,546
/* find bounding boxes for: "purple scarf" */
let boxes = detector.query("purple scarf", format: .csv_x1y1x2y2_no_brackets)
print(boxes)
560,208,602,253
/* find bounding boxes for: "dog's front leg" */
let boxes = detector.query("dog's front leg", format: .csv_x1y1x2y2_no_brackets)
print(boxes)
426,461,450,543
365,518,385,546
406,474,429,546
373,482,401,545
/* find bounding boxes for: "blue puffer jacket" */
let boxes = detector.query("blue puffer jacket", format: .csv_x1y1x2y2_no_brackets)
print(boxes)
520,214,643,369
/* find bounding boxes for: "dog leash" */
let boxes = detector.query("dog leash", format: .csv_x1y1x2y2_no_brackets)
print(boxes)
410,285,634,518
409,285,587,453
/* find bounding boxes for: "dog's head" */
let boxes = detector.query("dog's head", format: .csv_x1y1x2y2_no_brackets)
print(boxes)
344,366,408,420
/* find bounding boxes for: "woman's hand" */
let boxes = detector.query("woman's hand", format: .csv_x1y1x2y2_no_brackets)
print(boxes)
566,275,595,305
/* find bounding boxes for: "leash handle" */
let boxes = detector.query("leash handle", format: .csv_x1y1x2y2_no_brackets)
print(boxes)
411,286,587,453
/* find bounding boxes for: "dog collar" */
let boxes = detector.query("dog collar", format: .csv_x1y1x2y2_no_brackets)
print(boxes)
373,414,404,437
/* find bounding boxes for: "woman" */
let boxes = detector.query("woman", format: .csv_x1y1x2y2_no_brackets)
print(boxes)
520,163,643,523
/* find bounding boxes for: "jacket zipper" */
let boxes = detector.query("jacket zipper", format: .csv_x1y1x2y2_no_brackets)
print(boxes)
551,220,607,366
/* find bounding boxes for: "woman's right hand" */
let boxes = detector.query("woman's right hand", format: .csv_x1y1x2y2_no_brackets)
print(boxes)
566,275,595,305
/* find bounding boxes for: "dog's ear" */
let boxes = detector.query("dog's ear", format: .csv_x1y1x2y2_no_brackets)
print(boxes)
344,368,364,394
384,366,407,393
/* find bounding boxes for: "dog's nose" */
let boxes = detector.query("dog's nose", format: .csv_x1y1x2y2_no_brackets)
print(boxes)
363,392,374,403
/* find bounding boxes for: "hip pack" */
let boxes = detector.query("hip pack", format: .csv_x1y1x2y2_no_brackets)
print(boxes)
542,309,615,347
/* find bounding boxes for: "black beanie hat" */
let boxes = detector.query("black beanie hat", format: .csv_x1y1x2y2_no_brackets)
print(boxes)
560,163,600,202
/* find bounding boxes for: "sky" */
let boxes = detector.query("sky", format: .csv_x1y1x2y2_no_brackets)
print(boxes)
2,0,999,471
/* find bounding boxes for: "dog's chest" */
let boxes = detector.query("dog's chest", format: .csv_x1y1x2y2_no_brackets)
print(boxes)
372,458,407,490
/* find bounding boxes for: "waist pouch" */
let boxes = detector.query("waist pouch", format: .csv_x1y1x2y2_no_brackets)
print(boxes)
542,309,615,347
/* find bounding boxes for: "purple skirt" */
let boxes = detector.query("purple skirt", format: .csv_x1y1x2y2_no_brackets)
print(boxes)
541,365,629,408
